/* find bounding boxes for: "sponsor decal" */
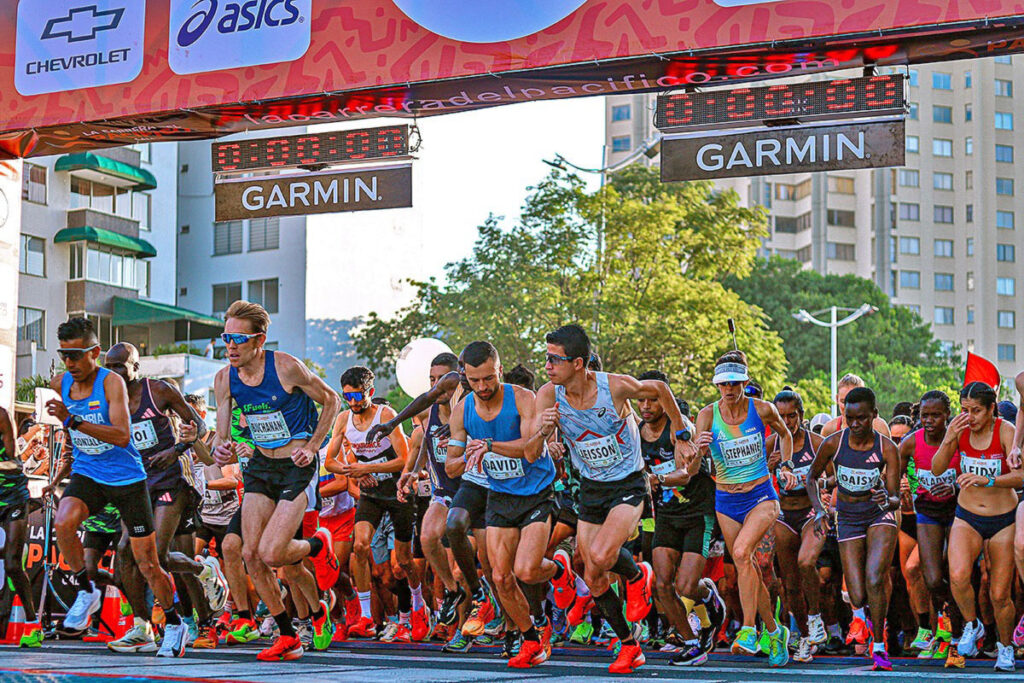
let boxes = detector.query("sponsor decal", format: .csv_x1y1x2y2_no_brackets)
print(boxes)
392,0,587,43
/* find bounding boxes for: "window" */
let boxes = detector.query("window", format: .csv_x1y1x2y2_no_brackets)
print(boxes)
775,184,796,200
908,102,919,120
774,216,798,234
932,139,953,157
899,169,919,187
999,311,1016,328
998,277,1016,296
996,112,1015,130
933,172,953,190
17,307,44,349
828,176,855,194
905,304,921,316
906,135,919,154
995,55,1013,64
966,205,974,223
934,273,954,291
899,237,920,254
967,271,975,290
900,271,920,289
997,244,1016,262
934,239,953,257
934,205,954,223
136,259,149,298
934,307,954,325
85,314,113,350
932,72,951,89
796,245,811,262
69,177,142,220
966,170,973,190
18,234,44,276
826,209,855,227
248,217,280,252
826,242,855,260
611,104,631,121
794,180,812,200
965,137,973,155
965,71,972,88
999,344,1017,362
212,282,242,314
899,203,920,221
213,221,243,255
997,210,1015,229
933,105,952,123
967,237,975,255
909,69,919,86
964,104,972,122
967,306,975,324
890,270,898,296
66,241,146,290
21,163,46,204
247,278,279,314
996,144,1014,163
134,193,152,231
796,212,812,231
996,79,1014,97
997,178,1015,196
611,136,631,152
889,235,897,262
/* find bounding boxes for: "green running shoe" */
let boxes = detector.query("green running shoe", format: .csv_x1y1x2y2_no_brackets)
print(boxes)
731,626,759,655
768,626,791,667
570,621,594,645
910,627,933,652
442,632,472,653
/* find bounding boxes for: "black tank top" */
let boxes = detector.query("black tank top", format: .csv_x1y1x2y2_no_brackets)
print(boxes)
641,420,714,518
425,403,459,497
776,428,816,497
132,379,189,493
833,429,884,498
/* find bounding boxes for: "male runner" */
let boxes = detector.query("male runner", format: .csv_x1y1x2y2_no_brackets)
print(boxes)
212,301,341,660
449,341,560,668
326,366,427,641
529,324,689,674
0,406,40,646
101,343,227,653
45,318,187,656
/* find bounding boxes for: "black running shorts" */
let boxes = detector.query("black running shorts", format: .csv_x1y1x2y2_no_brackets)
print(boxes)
486,487,555,529
63,473,154,538
354,495,415,543
577,470,649,525
242,452,316,503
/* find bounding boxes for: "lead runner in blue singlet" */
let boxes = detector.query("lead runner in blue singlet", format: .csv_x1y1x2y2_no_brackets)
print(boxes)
529,324,692,676
212,300,342,661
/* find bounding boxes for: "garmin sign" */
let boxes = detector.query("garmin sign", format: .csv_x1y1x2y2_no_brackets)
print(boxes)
660,121,905,182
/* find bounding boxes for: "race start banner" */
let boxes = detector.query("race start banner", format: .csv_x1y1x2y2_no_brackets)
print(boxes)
1,0,1023,157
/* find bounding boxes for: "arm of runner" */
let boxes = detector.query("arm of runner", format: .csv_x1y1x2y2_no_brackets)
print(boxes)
988,419,1024,489
467,386,533,467
0,407,14,464
277,352,341,467
204,463,239,491
398,425,429,502
872,436,901,510
445,399,469,478
693,404,714,458
807,433,839,535
181,421,214,465
612,375,686,432
933,412,968,475
212,368,236,465
368,372,462,442
154,379,209,444
319,472,350,497
525,382,558,461
324,412,350,474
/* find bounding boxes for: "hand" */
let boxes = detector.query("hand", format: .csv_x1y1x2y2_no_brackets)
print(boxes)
548,440,566,462
899,475,911,497
357,474,378,489
149,448,178,470
695,431,714,450
813,510,831,537
213,443,237,466
675,438,697,461
336,462,364,477
366,421,394,443
235,442,254,461
1009,446,1022,470
931,482,956,499
397,471,417,503
41,482,57,500
648,473,660,490
539,406,560,437
465,440,487,473
766,450,782,471
178,422,199,444
957,472,989,488
46,399,69,424
947,413,971,440
869,487,889,506
435,424,451,440
779,469,798,491
291,446,315,467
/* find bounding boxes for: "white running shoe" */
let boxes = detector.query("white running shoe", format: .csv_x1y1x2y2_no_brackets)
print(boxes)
995,642,1016,672
378,621,399,643
108,624,158,653
63,588,102,632
197,555,229,612
260,615,279,638
794,636,816,663
157,623,188,658
806,615,827,645
958,621,985,658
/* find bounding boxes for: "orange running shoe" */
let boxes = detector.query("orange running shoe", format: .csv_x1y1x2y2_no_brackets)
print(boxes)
567,595,593,627
257,635,304,661
410,606,432,642
508,639,549,668
609,643,645,674
551,550,576,610
226,617,260,645
392,624,412,643
193,626,219,649
332,622,349,642
348,616,377,638
625,562,654,624
540,619,553,660
462,598,496,637
846,617,871,646
345,595,362,630
309,528,340,591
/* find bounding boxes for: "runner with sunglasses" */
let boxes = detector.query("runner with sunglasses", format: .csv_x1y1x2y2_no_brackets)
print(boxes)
531,325,688,674
212,301,342,661
44,317,185,654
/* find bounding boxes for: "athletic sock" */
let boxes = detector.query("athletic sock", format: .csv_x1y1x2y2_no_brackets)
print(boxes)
74,569,94,594
872,640,885,653
238,609,253,622
853,607,867,622
610,547,641,582
400,611,410,626
359,591,372,618
693,604,711,629
575,576,590,598
411,584,424,612
523,626,539,642
164,606,182,626
917,612,930,629
307,535,324,557
274,611,296,637
394,578,412,613
593,588,632,642
311,606,325,622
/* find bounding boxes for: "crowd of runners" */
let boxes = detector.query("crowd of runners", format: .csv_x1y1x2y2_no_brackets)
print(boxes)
4,300,1024,674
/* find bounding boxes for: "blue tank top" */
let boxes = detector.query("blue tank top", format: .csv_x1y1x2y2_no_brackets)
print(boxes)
555,372,643,483
230,351,318,450
709,399,769,485
463,385,554,496
62,368,146,486
426,403,460,497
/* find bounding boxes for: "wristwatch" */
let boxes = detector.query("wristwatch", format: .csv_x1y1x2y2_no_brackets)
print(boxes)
485,438,493,453
656,473,667,485
675,429,691,442
65,414,84,430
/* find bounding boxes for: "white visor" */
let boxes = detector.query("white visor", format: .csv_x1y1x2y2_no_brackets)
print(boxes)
713,362,749,384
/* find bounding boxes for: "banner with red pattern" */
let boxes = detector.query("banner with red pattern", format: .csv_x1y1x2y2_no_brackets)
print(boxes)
2,0,1023,157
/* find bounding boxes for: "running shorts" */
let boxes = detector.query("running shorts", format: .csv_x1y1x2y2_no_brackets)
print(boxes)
715,479,778,525
321,508,356,545
836,499,897,543
485,487,554,529
652,513,715,558
450,479,488,530
955,505,1016,541
243,453,316,503
83,529,120,553
577,470,648,525
196,522,229,553
777,505,814,535
63,473,154,538
355,495,415,543
0,500,29,526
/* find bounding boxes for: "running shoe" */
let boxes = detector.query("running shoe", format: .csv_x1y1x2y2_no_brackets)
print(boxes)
392,624,412,643
995,642,1016,672
437,586,465,627
624,562,654,623
483,617,505,637
846,616,871,646
540,618,553,661
332,623,349,642
378,621,399,642
731,626,759,655
312,601,334,650
410,605,432,641
638,620,650,644
157,623,188,658
257,634,304,661
309,527,340,591
806,614,827,646
593,622,617,646
936,613,953,642
63,587,102,632
570,621,594,645
567,595,593,627
216,611,231,634
823,634,847,654
259,616,279,638
945,644,966,668
349,616,377,638
295,619,313,649
958,621,985,657
871,647,892,671
345,595,362,631
433,623,450,642
794,636,816,663
984,627,1000,658
917,639,939,659
19,623,43,648
757,628,769,656
670,642,707,666
697,618,716,654
183,617,199,646
933,640,950,660
609,643,645,674
109,623,159,653
551,549,576,609
193,625,219,649
462,597,496,637
701,578,727,649
226,618,260,645
768,626,791,667
442,632,473,653
909,627,933,652
508,639,548,669
502,631,522,658
475,633,499,646
197,555,229,612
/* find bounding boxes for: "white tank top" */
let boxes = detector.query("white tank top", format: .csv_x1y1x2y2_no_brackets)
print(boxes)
344,406,392,461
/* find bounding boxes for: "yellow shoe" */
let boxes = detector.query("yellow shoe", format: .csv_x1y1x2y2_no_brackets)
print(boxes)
945,644,966,668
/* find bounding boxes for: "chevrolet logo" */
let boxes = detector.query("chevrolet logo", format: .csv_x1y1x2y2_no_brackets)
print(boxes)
42,5,124,43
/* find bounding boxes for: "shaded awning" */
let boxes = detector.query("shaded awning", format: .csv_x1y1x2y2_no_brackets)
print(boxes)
112,298,222,328
54,152,157,191
54,226,157,258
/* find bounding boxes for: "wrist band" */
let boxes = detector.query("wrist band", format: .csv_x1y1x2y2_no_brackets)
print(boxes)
63,415,73,428
986,476,996,487
448,439,466,449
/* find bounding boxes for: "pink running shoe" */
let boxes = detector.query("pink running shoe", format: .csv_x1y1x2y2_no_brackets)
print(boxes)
1014,614,1024,648
871,648,892,672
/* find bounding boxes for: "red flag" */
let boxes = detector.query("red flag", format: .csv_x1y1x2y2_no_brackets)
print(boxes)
964,352,1000,390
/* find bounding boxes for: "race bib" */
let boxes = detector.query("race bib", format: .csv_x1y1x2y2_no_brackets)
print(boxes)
650,460,675,476
70,414,113,455
483,454,525,480
246,411,291,445
917,468,957,497
363,454,395,481
784,465,811,490
131,419,159,451
720,433,762,468
417,479,432,497
574,434,621,469
432,436,447,463
203,488,223,506
837,465,879,493
961,455,1001,479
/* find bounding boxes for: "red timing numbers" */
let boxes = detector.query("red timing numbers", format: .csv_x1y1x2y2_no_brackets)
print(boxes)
213,126,410,173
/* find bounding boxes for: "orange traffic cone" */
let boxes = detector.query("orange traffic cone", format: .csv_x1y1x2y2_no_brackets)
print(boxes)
1,596,26,644
84,585,131,642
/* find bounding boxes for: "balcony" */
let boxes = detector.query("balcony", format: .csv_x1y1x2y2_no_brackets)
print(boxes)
66,208,140,239
66,280,138,316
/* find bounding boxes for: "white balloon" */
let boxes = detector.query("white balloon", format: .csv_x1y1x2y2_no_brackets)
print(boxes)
395,338,454,398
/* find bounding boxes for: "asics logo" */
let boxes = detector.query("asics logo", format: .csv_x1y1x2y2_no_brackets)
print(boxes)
176,0,302,47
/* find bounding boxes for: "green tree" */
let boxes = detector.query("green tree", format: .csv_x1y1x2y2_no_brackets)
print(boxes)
846,355,962,418
354,164,788,405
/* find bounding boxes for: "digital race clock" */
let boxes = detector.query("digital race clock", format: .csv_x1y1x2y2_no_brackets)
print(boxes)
212,125,410,173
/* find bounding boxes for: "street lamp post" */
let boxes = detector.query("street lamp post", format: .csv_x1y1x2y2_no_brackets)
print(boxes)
792,304,878,417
